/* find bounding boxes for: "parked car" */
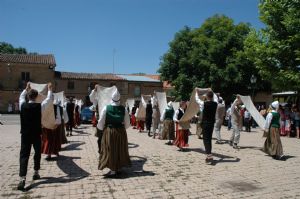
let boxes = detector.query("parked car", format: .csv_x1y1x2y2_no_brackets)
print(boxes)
80,107,93,123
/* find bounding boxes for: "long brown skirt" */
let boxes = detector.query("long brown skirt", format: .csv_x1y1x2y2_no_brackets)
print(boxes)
161,120,175,140
263,127,283,156
98,127,131,171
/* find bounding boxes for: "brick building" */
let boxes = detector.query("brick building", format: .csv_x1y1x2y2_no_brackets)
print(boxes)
0,54,163,113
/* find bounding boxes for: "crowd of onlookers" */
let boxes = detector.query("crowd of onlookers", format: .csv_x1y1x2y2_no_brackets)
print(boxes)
225,102,300,138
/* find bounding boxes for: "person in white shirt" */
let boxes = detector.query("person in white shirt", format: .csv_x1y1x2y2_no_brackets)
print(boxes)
97,89,131,178
229,96,243,149
173,101,189,151
17,82,52,191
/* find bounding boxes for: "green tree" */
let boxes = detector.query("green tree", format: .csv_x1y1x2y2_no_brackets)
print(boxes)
159,15,270,101
244,0,300,91
0,42,27,54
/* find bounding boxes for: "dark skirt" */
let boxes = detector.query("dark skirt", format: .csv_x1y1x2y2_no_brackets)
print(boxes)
263,127,283,156
161,120,175,140
75,112,80,126
59,121,68,145
41,127,61,155
98,127,131,171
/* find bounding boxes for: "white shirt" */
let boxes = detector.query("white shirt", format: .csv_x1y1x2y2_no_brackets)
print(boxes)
97,101,130,131
89,89,98,106
173,108,185,122
264,110,279,131
19,89,52,112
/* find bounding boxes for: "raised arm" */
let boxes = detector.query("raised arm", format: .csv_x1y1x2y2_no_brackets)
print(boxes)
89,84,99,106
195,91,204,109
19,82,31,110
97,106,107,131
41,83,53,112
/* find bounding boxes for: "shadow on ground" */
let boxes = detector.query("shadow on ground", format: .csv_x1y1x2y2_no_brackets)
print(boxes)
61,141,85,151
116,156,155,179
188,148,240,165
25,154,90,191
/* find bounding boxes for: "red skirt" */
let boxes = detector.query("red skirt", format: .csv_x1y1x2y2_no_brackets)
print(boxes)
137,120,144,131
42,127,61,155
92,112,97,127
130,115,136,126
173,123,189,148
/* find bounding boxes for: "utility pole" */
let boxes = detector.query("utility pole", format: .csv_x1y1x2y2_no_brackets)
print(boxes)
113,48,116,74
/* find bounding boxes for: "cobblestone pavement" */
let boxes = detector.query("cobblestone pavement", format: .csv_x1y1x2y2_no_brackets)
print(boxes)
1,115,300,199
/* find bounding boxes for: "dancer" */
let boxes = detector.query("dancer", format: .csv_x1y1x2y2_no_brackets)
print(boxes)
263,101,285,160
17,82,52,190
196,91,217,164
66,97,75,136
151,97,160,139
97,89,131,178
173,101,189,151
229,96,243,149
214,98,226,144
135,106,145,133
161,101,175,145
145,100,153,137
42,100,62,160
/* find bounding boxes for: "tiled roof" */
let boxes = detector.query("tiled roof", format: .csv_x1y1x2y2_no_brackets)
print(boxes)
0,54,56,66
55,71,125,80
116,75,161,82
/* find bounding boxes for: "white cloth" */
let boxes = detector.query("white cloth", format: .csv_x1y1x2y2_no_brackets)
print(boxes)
19,83,55,129
136,95,151,120
97,101,130,131
239,95,266,130
92,86,118,115
53,91,65,107
55,106,62,125
155,92,168,117
126,98,135,114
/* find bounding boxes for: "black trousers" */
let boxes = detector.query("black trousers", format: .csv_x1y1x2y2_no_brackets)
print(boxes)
95,128,103,154
244,118,251,132
202,121,215,155
19,134,41,177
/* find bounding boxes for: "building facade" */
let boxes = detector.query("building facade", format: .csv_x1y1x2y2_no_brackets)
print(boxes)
0,54,163,113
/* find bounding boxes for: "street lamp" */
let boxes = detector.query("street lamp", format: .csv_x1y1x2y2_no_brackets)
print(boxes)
250,75,257,99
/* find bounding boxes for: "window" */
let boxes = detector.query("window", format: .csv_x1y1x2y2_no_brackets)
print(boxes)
67,81,75,90
21,72,30,81
134,86,141,97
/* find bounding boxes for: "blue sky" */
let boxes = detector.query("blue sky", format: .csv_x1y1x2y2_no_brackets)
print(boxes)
1,0,263,74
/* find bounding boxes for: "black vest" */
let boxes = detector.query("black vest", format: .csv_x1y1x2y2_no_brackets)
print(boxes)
54,105,63,119
20,103,42,135
177,109,184,120
202,101,218,123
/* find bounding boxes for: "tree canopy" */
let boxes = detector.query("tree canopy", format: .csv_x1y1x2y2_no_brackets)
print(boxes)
244,0,300,91
159,15,270,101
0,42,28,54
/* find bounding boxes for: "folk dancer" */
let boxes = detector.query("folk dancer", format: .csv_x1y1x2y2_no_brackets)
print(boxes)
151,96,160,139
173,101,189,151
66,97,75,136
229,96,243,149
17,82,52,190
196,91,217,164
160,101,175,145
145,100,153,137
42,100,63,160
89,84,103,154
97,89,131,178
263,101,285,160
214,98,226,144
